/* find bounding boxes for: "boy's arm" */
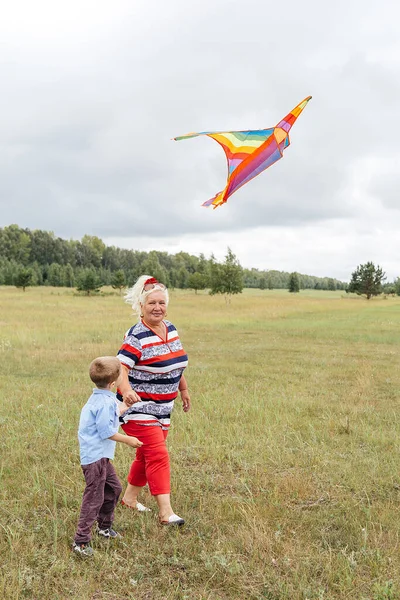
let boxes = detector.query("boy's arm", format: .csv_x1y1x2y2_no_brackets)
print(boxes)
109,432,143,448
96,400,141,445
118,401,130,416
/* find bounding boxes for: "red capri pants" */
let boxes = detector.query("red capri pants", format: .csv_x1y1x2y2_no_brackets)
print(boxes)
121,421,170,496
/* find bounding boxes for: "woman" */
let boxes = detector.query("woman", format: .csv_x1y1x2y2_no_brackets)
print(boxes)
116,275,190,525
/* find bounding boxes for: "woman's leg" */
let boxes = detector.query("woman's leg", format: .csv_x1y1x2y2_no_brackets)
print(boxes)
121,483,143,507
143,428,174,521
121,423,179,520
121,424,147,506
155,493,174,522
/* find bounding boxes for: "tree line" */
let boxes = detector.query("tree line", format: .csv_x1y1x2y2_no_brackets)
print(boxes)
0,223,366,294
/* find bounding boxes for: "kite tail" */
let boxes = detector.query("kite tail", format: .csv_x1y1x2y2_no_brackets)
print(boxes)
202,190,226,209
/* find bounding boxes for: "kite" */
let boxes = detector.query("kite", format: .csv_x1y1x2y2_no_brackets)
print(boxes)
174,96,312,209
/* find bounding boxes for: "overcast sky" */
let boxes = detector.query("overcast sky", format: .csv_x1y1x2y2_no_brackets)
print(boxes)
1,0,399,281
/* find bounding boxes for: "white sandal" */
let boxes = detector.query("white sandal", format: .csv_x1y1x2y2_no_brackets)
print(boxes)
160,514,185,526
136,502,151,513
121,499,151,512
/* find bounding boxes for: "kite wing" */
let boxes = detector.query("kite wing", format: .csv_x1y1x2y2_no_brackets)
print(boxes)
174,96,311,209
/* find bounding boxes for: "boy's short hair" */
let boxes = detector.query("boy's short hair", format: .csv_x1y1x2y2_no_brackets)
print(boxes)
89,356,121,389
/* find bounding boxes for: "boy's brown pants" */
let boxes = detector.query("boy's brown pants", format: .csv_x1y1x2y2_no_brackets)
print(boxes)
74,457,122,544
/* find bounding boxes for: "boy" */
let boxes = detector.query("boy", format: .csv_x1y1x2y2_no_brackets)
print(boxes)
73,356,142,557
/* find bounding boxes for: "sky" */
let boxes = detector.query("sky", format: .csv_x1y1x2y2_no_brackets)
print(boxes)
0,0,399,281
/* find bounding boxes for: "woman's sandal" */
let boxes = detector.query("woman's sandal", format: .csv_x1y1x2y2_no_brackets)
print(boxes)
121,499,151,512
160,514,185,526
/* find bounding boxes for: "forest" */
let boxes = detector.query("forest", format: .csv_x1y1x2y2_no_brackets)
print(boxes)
0,224,349,291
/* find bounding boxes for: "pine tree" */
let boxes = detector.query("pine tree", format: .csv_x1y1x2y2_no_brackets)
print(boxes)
288,272,300,293
15,268,33,292
348,262,385,299
76,269,102,295
111,269,126,294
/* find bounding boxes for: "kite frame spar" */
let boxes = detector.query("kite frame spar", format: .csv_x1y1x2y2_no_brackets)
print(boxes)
174,96,312,209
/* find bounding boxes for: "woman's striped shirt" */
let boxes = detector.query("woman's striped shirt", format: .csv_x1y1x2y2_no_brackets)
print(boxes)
116,320,188,429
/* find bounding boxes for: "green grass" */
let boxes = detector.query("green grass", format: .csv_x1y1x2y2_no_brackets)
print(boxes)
1,287,400,599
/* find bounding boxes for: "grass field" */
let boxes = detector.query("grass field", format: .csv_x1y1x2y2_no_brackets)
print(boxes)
1,286,400,600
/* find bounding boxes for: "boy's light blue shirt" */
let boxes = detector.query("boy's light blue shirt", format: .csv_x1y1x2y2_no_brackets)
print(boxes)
78,388,120,466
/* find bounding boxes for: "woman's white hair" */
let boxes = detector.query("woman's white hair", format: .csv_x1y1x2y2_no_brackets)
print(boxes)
124,274,169,316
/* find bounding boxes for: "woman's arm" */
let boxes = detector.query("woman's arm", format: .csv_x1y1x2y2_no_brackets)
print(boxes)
118,364,141,406
179,374,191,412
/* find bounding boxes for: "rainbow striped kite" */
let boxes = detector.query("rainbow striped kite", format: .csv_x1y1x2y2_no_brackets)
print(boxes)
174,96,312,209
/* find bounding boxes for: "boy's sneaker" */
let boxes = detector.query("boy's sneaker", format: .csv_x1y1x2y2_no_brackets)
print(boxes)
72,542,94,557
97,527,122,539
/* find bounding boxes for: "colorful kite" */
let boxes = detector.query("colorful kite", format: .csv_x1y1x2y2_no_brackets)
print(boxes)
174,96,312,209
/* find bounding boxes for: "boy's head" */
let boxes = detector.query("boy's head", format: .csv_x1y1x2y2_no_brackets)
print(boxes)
89,356,121,389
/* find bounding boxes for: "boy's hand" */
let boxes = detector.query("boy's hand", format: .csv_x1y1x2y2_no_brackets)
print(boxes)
109,432,143,447
119,402,130,415
127,436,143,448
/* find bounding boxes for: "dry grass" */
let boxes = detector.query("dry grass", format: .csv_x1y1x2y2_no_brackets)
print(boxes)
1,287,400,599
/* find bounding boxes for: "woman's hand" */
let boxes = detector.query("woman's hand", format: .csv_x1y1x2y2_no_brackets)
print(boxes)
180,389,191,412
179,374,190,412
123,389,141,406
119,365,141,406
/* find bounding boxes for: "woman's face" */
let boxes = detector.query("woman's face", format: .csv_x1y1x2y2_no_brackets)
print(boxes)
141,290,167,325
